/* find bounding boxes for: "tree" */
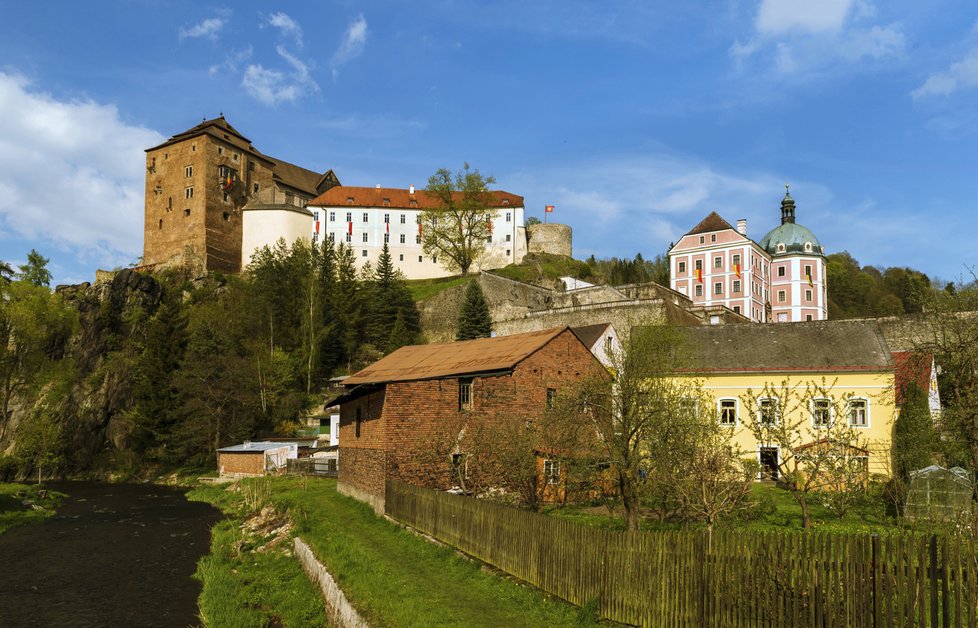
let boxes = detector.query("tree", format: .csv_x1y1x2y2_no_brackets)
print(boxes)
364,243,420,352
456,280,492,340
18,249,52,288
0,261,13,283
421,163,497,275
893,382,935,481
741,378,868,528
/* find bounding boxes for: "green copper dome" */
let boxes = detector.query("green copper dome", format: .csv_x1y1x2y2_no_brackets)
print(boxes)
758,188,824,257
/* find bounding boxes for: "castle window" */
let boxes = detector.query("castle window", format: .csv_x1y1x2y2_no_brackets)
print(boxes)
253,184,259,194
778,266,785,277
167,197,172,211
362,250,368,257
232,153,238,161
217,147,223,155
733,280,741,293
400,214,406,224
222,212,230,221
384,233,390,243
384,213,389,223
695,285,703,297
714,256,722,269
732,254,741,266
249,162,255,171
400,234,405,244
184,208,191,217
185,187,193,199
184,165,193,177
805,264,813,277
346,212,352,222
362,212,369,222
362,232,368,242
678,261,686,273
223,193,229,202
191,144,196,152
329,211,335,221
806,314,813,321
158,219,163,230
714,282,723,295
778,290,786,302
164,152,168,159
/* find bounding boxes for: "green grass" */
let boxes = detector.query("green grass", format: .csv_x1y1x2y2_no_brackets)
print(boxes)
200,477,602,627
0,482,64,534
407,275,469,301
188,481,325,627
491,253,596,285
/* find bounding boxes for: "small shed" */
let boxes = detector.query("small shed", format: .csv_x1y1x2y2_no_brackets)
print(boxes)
904,465,973,521
217,441,298,477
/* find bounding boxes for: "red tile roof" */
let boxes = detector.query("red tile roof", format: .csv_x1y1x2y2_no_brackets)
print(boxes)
308,186,523,210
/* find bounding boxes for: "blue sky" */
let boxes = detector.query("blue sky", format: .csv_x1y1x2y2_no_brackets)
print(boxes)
1,1,977,286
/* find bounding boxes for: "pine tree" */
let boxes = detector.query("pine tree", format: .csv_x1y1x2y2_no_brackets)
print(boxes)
387,310,415,352
18,249,52,287
366,243,422,352
456,279,492,340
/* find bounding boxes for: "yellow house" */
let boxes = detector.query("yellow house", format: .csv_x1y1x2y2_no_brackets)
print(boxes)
677,320,897,478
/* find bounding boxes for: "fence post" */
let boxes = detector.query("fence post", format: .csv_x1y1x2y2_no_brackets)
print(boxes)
872,534,881,628
930,535,939,628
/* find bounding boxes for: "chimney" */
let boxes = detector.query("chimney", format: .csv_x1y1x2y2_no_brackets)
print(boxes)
737,219,747,236
409,185,415,194
375,183,381,189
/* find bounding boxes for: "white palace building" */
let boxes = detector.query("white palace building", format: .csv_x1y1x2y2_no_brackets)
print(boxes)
668,188,827,323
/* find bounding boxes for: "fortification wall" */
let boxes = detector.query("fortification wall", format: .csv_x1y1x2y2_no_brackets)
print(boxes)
527,223,572,257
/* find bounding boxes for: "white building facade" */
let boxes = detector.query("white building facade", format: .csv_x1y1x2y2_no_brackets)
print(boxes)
307,185,527,280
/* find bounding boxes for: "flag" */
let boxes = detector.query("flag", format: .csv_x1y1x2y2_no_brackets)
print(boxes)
386,222,390,235
807,270,814,287
696,268,703,284
348,221,353,235
487,219,493,233
418,223,423,237
545,205,554,213
734,263,741,279
315,221,320,234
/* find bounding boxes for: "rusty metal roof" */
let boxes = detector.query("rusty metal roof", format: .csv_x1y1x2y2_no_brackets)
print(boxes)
343,327,568,385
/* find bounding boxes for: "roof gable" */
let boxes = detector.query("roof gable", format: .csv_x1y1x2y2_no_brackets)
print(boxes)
571,323,611,348
686,211,737,236
343,327,568,385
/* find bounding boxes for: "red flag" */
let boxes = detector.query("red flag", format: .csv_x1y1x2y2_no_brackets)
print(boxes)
348,221,353,235
315,221,320,234
696,268,703,284
545,205,554,213
418,223,423,237
386,222,390,235
734,263,741,279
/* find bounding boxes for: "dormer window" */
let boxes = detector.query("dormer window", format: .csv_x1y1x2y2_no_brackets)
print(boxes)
502,199,510,206
776,243,786,253
346,197,355,205
804,242,813,252
383,198,391,207
409,200,418,208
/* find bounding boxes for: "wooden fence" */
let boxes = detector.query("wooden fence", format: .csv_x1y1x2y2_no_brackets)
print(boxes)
385,480,978,627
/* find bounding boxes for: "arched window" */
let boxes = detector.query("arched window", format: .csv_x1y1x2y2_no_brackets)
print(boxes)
804,242,813,252
776,243,786,253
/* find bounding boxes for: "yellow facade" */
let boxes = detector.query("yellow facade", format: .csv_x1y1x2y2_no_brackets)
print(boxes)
689,370,896,477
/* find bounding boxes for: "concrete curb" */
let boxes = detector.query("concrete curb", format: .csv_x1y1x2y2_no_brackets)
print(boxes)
293,537,369,628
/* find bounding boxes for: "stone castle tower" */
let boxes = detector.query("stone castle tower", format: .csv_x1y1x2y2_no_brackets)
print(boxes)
143,116,340,272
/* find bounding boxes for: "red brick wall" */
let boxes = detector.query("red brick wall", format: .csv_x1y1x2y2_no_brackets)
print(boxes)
338,329,608,505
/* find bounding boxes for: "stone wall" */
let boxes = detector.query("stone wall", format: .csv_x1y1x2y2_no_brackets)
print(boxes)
527,223,572,257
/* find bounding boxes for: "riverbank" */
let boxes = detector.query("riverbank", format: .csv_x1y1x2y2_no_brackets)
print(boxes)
191,477,602,627
0,482,64,534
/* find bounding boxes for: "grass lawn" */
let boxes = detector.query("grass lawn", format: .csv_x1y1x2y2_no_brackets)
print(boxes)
197,476,602,627
407,275,469,301
490,254,595,286
544,483,901,535
0,482,64,534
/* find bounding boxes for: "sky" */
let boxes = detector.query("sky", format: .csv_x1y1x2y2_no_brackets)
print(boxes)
1,0,977,286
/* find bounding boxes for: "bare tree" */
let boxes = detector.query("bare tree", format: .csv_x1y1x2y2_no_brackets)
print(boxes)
421,164,497,276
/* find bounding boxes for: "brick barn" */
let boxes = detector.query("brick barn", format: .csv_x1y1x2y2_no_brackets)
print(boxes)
334,326,608,512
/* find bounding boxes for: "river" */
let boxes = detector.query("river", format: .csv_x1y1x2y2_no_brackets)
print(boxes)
0,481,222,627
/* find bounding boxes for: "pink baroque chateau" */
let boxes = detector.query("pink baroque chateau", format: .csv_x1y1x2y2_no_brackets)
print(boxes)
668,188,827,323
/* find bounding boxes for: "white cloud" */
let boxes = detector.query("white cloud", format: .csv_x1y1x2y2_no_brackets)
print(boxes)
0,72,163,269
913,47,978,99
208,46,253,77
179,17,226,41
241,45,318,106
331,14,368,78
266,12,303,48
731,1,903,80
756,0,853,35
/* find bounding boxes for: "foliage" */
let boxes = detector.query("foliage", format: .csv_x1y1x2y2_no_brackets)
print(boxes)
407,274,469,301
456,280,493,340
420,163,497,275
17,249,52,287
892,381,935,496
585,251,669,286
740,378,870,528
491,253,596,285
0,482,65,534
825,251,932,318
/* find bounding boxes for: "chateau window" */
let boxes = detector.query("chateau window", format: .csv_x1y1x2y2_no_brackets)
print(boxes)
459,378,473,411
777,266,785,277
848,399,868,427
399,254,403,261
505,234,511,242
185,187,193,199
506,212,511,222
184,165,193,177
719,399,737,426
400,234,406,244
733,305,741,314
362,212,369,222
346,212,352,222
732,254,741,266
362,232,368,242
416,235,422,244
812,398,832,427
694,259,702,271
778,290,786,302
362,250,368,257
758,398,779,425
714,256,722,269
805,264,813,277
400,214,406,224
806,314,813,321
694,285,703,297
711,234,717,242
714,282,723,295
806,289,813,301
329,211,335,222
384,233,389,243
345,233,351,243
678,261,686,273
384,213,389,223
733,280,741,293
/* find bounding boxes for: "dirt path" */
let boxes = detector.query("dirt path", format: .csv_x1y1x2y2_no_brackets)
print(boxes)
0,481,221,627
